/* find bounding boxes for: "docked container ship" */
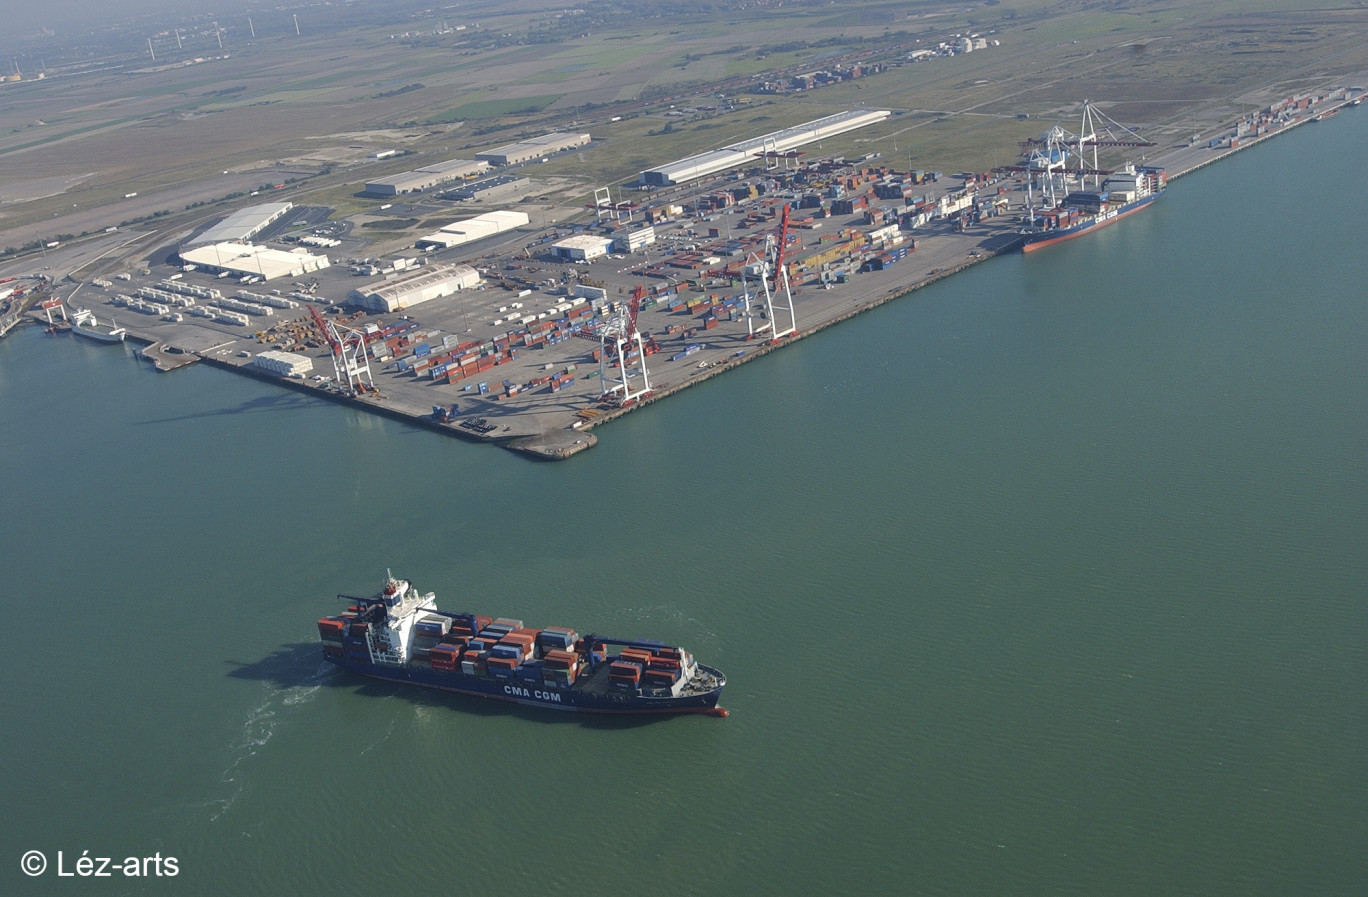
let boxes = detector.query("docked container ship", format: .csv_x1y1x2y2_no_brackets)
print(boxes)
1018,163,1166,252
318,573,727,716
1008,101,1165,253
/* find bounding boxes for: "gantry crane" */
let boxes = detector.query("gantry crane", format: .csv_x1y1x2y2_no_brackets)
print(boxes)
571,284,655,406
308,304,374,395
999,100,1157,208
738,204,799,342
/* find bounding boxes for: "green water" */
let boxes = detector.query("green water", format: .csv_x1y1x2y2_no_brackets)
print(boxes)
2,111,1364,896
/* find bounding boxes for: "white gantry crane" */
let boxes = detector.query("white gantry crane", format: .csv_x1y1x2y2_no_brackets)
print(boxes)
1001,99,1156,212
755,204,798,342
572,284,656,406
309,304,374,396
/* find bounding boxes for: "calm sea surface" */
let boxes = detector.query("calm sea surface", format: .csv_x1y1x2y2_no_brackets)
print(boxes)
2,110,1364,896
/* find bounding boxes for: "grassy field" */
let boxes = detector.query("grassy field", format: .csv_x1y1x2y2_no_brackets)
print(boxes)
428,94,567,124
1,0,1365,252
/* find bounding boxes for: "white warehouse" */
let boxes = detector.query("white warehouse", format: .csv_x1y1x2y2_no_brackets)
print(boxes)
191,202,293,246
550,235,613,262
346,264,481,313
639,109,890,186
613,226,657,253
415,209,531,251
178,242,331,282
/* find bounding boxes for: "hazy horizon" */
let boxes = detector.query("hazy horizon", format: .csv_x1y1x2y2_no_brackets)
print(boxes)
6,0,434,44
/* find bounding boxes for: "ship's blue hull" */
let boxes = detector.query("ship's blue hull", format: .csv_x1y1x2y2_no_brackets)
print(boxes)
1020,191,1160,252
326,655,726,715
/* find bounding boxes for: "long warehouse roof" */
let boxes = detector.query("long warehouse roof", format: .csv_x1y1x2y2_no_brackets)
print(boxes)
639,109,890,186
191,202,293,246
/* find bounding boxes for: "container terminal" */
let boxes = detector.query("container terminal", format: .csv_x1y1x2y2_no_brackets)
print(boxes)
8,85,1360,460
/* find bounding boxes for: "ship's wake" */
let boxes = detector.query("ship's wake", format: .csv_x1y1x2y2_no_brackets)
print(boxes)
211,660,335,822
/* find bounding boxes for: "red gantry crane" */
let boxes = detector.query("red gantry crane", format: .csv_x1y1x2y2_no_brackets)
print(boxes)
571,284,656,406
766,204,799,342
309,304,374,395
739,203,800,342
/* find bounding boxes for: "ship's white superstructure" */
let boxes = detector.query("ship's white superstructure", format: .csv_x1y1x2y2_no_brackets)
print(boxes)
69,308,126,343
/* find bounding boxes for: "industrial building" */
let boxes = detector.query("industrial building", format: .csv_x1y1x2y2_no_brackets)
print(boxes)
364,159,490,196
191,202,293,246
251,350,314,377
613,226,657,253
346,264,481,314
550,235,613,262
475,132,590,167
415,210,531,251
638,110,890,186
445,175,531,202
178,242,331,282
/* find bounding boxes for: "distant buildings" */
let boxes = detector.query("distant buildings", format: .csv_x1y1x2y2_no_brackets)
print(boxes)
753,62,888,95
415,210,531,251
364,159,490,196
444,175,531,203
475,132,590,166
639,110,890,187
905,34,997,62
191,202,293,246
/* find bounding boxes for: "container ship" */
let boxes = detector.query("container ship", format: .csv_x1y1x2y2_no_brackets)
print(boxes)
1019,164,1166,252
1006,101,1165,253
318,573,727,716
